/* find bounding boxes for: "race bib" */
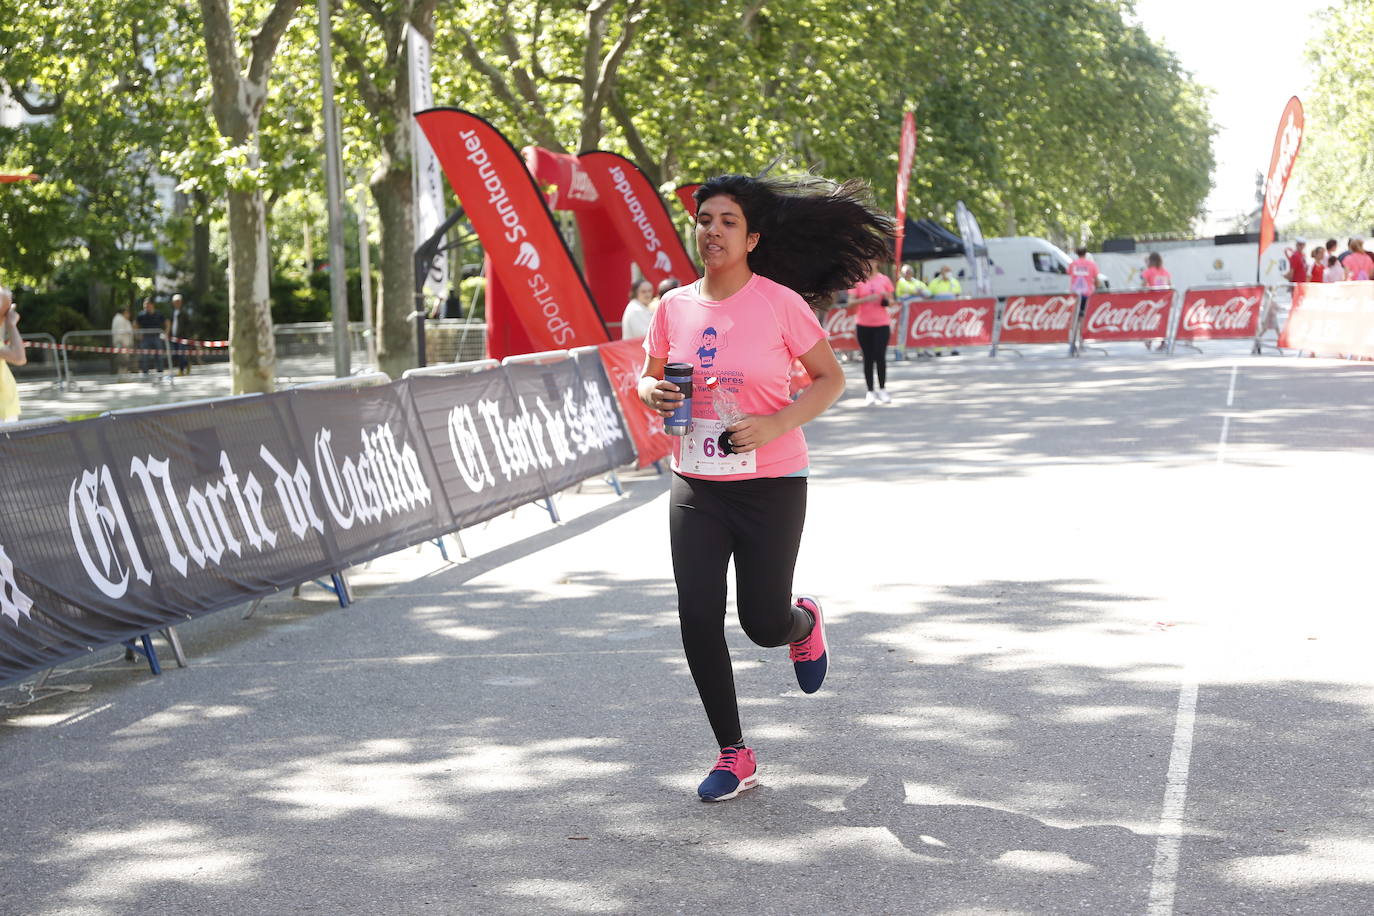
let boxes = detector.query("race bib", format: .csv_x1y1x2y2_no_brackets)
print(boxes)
674,417,757,476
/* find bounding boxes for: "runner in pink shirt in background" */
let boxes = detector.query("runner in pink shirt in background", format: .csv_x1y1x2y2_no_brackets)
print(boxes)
639,173,892,802
1139,252,1172,351
848,263,896,405
1067,247,1101,356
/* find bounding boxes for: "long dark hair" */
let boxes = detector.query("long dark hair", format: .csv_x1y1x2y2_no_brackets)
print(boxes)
693,174,895,304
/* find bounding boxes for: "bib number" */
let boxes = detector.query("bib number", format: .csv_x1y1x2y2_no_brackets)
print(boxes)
675,417,757,476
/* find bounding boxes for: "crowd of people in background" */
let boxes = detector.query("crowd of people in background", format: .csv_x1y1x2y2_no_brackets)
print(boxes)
1286,237,1374,284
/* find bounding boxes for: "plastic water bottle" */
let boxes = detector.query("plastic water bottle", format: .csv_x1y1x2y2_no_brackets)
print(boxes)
663,362,694,436
705,376,746,454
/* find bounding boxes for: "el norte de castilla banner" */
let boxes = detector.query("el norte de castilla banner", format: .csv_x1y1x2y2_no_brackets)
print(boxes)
0,356,634,686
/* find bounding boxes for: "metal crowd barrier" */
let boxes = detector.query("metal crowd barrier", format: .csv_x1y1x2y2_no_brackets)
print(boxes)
425,320,488,364
19,332,66,390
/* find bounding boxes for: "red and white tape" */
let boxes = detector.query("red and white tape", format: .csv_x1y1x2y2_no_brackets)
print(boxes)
24,340,225,356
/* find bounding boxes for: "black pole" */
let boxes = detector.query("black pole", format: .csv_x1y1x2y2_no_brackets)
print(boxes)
414,207,467,368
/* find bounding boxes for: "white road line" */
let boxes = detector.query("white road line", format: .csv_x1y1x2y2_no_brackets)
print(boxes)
1147,677,1200,916
1216,364,1238,465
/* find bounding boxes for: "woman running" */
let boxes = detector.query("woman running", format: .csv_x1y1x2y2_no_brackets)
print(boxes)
638,174,892,802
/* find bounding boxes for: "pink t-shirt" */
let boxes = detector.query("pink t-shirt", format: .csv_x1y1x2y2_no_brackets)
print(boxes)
849,274,895,327
1141,266,1171,289
1068,257,1099,295
1343,251,1373,281
645,273,826,481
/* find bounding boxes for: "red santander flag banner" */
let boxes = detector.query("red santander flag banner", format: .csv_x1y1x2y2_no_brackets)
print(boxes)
1174,286,1264,341
1259,96,1304,259
578,151,699,288
415,108,609,356
822,303,901,351
894,111,917,267
594,338,672,468
903,298,996,349
1080,290,1174,342
1279,283,1374,357
999,294,1077,344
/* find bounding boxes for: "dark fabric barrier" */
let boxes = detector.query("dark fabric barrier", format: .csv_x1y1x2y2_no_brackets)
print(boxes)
0,356,636,686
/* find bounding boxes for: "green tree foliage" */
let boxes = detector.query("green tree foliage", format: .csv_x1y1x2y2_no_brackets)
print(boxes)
0,0,1214,372
1302,0,1374,231
0,0,174,318
439,0,1212,247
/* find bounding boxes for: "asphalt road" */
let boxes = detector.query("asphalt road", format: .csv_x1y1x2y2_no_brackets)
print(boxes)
2,347,1371,915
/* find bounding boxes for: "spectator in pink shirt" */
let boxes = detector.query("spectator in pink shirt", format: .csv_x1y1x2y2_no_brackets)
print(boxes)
1139,252,1172,350
1341,239,1373,281
1140,252,1171,289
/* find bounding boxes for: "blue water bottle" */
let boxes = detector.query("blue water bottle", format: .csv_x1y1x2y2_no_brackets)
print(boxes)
663,362,694,436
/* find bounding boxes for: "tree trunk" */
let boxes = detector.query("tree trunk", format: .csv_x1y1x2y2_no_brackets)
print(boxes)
226,188,276,393
372,165,415,378
196,0,300,393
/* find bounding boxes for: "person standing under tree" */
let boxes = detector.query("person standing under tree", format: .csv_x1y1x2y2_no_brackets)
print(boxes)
0,287,27,422
639,173,891,802
169,294,191,375
135,298,166,376
111,305,135,376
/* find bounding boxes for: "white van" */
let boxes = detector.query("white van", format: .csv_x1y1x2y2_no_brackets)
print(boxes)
919,237,1073,298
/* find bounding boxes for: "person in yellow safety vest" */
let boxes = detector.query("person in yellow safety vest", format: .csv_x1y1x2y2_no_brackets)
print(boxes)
927,264,961,298
895,264,934,356
895,263,929,299
926,265,963,356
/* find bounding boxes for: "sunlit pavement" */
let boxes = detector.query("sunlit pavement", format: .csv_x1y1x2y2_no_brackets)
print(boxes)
2,348,1372,915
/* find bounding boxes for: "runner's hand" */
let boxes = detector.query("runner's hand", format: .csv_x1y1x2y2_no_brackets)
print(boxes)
724,413,784,453
641,377,684,418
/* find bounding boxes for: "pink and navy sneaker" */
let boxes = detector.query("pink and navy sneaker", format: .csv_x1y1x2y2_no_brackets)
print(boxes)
697,745,759,802
789,596,829,694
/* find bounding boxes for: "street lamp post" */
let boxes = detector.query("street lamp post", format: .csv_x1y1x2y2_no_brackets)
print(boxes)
317,0,350,378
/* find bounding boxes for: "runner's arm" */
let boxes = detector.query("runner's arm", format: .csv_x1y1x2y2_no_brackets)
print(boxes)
0,310,26,366
724,338,844,454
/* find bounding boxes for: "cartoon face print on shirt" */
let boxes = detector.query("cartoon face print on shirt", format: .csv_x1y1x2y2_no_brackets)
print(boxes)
695,325,727,369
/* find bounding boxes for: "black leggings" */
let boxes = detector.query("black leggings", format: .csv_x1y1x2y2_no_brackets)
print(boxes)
856,324,890,390
670,472,813,748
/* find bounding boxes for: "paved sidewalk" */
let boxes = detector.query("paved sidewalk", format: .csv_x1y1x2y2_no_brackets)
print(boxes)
2,352,1372,915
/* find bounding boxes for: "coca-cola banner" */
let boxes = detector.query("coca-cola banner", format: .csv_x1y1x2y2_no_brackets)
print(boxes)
1,356,640,686
903,298,997,350
416,108,609,357
579,151,699,288
1279,282,1374,358
1080,291,1175,343
1174,286,1264,342
999,294,1078,345
592,338,672,469
824,303,901,351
